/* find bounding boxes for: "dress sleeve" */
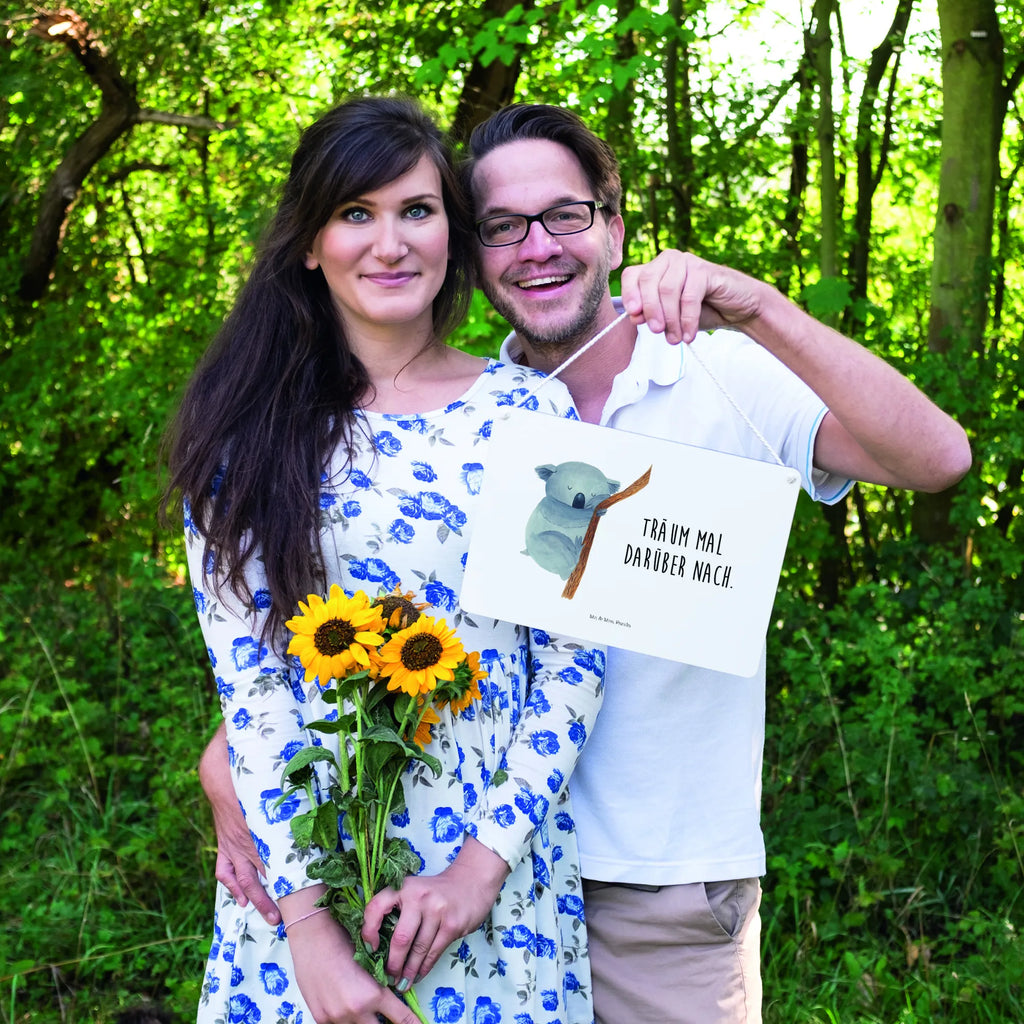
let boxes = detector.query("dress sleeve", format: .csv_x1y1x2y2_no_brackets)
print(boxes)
460,366,605,870
467,630,605,871
185,505,325,897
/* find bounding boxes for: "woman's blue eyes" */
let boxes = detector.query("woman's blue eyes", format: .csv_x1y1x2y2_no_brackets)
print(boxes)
338,204,434,222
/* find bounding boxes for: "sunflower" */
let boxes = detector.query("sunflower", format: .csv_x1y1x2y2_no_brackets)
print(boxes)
447,650,486,715
409,702,441,749
376,616,465,696
286,585,386,684
372,586,427,630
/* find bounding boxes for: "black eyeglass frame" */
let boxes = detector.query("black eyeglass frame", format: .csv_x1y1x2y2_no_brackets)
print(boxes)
474,200,608,247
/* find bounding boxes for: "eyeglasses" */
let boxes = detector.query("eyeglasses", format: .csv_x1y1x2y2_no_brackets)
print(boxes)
475,200,607,247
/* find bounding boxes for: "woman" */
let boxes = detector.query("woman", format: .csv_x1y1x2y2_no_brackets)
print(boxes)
164,97,605,1024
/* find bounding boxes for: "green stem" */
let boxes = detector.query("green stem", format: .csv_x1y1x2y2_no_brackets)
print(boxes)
371,696,430,874
351,684,374,904
372,770,403,879
402,986,430,1024
336,722,351,793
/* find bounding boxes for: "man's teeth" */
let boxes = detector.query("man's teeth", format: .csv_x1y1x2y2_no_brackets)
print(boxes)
517,275,571,289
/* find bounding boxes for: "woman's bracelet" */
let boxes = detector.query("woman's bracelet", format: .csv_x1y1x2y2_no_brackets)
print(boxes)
283,906,329,932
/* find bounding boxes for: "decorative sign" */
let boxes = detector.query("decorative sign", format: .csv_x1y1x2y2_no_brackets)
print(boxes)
461,409,801,677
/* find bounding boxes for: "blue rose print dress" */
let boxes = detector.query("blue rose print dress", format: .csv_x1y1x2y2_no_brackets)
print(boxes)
189,360,605,1024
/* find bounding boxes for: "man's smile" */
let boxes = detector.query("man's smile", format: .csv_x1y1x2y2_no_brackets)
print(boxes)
515,274,574,290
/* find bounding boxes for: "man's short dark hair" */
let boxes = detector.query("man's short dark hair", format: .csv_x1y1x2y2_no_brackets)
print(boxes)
465,104,622,216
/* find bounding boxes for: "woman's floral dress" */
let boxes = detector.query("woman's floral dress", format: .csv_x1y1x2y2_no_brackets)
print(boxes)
188,360,605,1024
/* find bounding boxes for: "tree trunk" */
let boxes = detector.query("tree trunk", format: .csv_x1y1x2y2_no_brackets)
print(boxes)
17,8,230,302
848,0,914,306
449,0,533,146
18,11,139,301
805,0,850,605
807,0,838,282
608,0,638,152
927,1,1003,356
913,0,1004,545
782,63,811,300
664,0,693,248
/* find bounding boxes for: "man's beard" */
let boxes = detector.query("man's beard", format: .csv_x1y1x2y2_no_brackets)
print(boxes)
481,257,611,357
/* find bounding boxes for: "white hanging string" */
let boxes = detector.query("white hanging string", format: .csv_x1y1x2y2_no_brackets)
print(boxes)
676,338,786,467
517,310,631,397
514,311,786,467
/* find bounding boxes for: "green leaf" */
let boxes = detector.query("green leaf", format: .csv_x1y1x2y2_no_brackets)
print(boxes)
410,748,443,777
387,785,408,819
364,682,400,715
336,903,369,949
333,790,365,819
379,837,422,890
281,745,338,787
309,849,362,890
353,942,388,984
289,809,317,849
612,64,635,91
801,277,853,319
439,42,467,65
363,723,406,745
311,801,340,850
334,670,372,703
367,738,408,768
302,716,350,734
470,27,495,56
361,908,400,982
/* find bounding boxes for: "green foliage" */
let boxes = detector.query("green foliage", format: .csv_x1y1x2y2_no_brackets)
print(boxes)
762,537,1024,1022
1,0,1022,1019
803,276,855,320
0,558,215,1022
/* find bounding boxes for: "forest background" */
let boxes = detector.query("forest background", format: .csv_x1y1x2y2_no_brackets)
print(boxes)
1,0,1021,1021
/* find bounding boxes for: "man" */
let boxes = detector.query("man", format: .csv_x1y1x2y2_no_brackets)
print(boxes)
202,104,970,1023
459,104,969,1023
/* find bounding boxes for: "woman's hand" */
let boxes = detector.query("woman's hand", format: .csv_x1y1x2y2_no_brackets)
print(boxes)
285,903,422,1024
361,836,510,991
199,723,282,925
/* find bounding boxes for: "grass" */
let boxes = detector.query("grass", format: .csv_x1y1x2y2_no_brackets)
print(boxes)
1,547,1020,1023
0,564,213,1023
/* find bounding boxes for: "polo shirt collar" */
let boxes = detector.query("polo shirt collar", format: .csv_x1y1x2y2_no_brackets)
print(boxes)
591,298,685,420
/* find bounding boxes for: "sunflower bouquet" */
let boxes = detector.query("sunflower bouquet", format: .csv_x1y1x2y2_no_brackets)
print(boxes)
278,583,485,1019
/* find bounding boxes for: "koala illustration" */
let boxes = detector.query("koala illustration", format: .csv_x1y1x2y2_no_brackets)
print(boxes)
523,461,620,580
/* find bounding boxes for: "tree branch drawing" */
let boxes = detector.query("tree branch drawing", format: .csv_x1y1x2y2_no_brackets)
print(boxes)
562,466,652,599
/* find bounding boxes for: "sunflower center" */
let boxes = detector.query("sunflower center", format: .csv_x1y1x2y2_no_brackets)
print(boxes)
400,634,444,671
314,618,357,655
378,595,422,629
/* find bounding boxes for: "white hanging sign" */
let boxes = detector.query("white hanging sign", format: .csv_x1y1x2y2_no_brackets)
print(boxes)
461,409,801,677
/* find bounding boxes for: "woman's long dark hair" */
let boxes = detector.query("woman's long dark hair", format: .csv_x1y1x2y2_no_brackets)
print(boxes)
163,97,475,644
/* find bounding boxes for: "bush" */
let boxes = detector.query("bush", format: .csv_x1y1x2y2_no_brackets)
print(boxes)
762,535,1024,1022
0,554,217,1022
